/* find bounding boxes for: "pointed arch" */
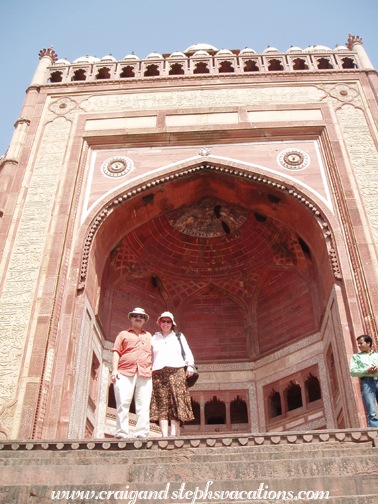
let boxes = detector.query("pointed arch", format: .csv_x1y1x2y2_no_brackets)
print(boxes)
76,158,342,292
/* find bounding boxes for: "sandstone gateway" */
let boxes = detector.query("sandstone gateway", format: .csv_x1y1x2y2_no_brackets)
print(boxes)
0,36,378,502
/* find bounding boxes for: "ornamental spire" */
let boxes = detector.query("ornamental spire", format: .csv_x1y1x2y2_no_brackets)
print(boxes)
346,34,363,50
346,34,374,70
38,46,58,63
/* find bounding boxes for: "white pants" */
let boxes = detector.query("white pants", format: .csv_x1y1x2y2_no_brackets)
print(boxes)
114,373,152,437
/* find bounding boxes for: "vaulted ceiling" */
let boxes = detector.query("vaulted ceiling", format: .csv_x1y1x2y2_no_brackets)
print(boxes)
94,170,331,359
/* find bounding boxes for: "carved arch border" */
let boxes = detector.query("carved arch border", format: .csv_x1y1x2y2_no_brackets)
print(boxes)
319,125,377,339
77,161,343,293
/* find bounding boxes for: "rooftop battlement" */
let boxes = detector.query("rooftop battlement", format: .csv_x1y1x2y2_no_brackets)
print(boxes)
43,41,365,85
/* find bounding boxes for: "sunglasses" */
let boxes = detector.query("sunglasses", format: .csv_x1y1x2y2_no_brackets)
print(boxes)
131,314,146,320
160,319,172,324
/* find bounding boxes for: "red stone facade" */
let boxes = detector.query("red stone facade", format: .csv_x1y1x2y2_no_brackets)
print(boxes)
0,38,378,442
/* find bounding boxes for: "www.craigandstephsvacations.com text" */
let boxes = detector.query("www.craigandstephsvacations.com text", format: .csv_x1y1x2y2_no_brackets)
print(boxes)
50,481,330,502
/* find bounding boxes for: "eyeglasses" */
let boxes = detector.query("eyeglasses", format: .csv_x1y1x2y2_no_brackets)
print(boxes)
160,319,172,324
131,315,146,320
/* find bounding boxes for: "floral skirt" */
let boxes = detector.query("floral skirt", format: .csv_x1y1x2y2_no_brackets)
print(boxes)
150,367,194,423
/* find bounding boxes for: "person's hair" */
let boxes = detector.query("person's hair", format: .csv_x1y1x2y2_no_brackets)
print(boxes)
357,334,373,347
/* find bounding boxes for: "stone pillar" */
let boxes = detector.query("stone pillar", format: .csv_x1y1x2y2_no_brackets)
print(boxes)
225,400,231,427
0,118,31,215
200,397,205,427
346,34,374,71
299,377,306,412
279,388,286,417
19,46,58,123
31,46,57,86
6,118,30,163
0,47,57,215
0,46,65,440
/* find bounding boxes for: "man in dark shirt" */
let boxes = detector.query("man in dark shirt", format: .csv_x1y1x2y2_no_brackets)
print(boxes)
111,307,152,439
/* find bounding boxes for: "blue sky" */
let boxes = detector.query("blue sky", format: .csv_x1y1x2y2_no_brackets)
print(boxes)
1,0,377,156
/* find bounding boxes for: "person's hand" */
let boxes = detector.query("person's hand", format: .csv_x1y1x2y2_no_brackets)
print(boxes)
368,365,378,374
110,370,119,383
186,366,194,378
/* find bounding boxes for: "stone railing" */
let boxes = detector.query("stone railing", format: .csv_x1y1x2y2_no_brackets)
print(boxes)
1,428,377,451
45,49,361,85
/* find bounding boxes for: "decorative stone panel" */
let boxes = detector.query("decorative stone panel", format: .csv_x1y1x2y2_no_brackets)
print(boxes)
337,104,378,245
0,117,71,436
80,86,326,113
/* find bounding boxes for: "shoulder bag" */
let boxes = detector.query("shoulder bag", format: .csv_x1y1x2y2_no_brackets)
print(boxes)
175,332,199,387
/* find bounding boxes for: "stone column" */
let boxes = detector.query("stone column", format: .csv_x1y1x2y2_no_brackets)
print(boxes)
0,118,30,216
200,397,205,427
0,47,57,219
0,46,68,440
5,118,30,163
32,46,57,86
225,397,231,427
346,34,374,71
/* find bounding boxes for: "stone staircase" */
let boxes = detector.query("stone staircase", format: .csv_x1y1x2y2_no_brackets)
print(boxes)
1,429,378,503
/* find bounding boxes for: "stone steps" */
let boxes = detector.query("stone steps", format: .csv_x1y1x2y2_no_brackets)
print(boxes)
0,429,378,503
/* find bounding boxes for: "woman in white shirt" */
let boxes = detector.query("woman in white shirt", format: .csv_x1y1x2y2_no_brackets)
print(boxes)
150,311,195,437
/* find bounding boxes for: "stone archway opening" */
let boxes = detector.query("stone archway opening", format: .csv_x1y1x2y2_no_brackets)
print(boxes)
76,166,346,436
94,169,329,352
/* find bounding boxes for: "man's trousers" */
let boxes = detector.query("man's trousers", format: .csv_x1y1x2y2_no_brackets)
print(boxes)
114,373,152,438
360,376,378,427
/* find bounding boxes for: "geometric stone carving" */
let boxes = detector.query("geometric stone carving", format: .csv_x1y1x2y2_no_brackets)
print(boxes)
337,105,378,246
278,149,310,170
167,198,249,237
49,97,78,116
82,86,327,113
0,117,71,436
329,84,359,103
101,156,134,178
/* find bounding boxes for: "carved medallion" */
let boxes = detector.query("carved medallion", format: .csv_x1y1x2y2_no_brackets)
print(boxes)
168,198,249,237
329,84,359,103
278,149,309,170
49,97,78,115
101,156,133,178
199,147,211,156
